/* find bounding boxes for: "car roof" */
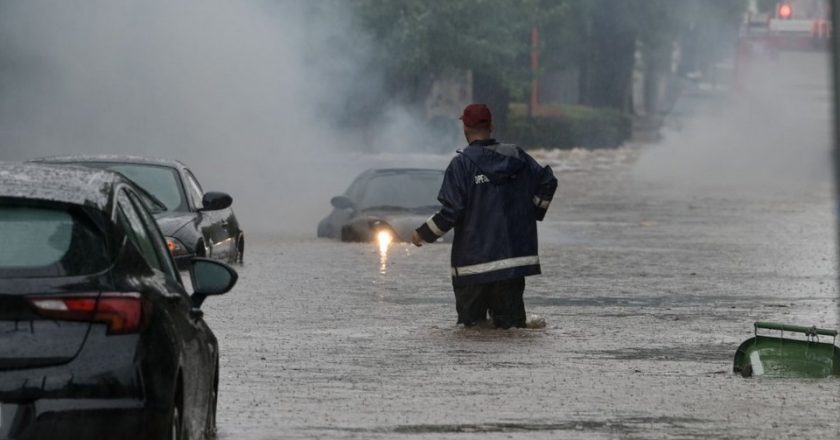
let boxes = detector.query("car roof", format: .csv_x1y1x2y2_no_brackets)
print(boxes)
33,154,186,170
367,168,443,174
355,168,444,184
359,168,444,180
0,162,122,210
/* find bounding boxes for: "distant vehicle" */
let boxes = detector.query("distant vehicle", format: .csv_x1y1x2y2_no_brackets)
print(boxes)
317,168,451,243
0,162,237,439
742,0,831,51
35,155,244,269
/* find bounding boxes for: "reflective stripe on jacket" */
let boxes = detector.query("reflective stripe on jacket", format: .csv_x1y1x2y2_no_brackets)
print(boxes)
416,139,557,287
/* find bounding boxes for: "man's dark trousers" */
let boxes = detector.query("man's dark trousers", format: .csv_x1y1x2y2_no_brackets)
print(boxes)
453,278,526,329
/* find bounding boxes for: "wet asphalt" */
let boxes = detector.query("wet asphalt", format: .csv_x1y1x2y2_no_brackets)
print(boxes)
204,52,840,439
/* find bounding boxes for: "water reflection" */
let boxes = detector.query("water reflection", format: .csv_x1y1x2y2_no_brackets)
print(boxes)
376,230,392,274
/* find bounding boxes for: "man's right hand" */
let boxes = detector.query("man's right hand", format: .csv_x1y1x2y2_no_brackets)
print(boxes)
411,231,424,247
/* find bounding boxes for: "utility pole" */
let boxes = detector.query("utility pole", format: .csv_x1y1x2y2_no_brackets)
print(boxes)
529,24,541,117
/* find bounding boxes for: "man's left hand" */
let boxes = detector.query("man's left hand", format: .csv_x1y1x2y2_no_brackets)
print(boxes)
411,231,424,247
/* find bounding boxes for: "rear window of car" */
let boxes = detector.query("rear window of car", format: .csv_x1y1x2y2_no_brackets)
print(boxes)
0,205,109,278
88,163,186,212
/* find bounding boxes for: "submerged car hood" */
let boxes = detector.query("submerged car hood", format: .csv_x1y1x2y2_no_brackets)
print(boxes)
153,211,194,235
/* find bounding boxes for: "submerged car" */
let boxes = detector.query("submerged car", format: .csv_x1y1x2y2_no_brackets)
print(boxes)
317,168,451,242
0,162,237,439
35,155,244,268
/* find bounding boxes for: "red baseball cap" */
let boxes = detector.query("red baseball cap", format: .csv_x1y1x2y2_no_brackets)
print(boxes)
460,104,492,129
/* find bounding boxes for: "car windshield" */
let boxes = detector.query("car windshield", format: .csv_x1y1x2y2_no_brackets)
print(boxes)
93,163,186,212
0,204,109,278
358,172,443,210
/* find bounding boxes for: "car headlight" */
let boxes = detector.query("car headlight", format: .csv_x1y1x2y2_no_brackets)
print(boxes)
376,229,393,251
165,237,189,257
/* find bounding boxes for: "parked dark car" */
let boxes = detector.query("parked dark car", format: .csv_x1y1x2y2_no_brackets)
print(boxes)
34,156,244,269
0,162,236,439
317,168,451,242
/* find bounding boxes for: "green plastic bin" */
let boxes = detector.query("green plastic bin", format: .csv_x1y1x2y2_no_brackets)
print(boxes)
733,322,840,378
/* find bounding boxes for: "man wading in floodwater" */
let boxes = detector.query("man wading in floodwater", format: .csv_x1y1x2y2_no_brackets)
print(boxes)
411,104,557,329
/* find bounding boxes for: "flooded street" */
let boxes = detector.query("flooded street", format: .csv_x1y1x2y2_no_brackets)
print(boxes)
199,52,840,439
207,152,840,438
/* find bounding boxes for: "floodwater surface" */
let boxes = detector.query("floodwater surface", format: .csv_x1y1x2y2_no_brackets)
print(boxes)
204,52,840,439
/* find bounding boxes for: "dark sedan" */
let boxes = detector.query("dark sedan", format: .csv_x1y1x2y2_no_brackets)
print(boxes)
34,156,244,269
317,168,451,243
0,162,236,439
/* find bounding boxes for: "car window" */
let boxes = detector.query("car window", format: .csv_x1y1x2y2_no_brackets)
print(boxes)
358,172,444,210
184,170,204,209
116,189,164,273
93,163,187,212
126,190,180,282
345,174,369,202
0,203,109,278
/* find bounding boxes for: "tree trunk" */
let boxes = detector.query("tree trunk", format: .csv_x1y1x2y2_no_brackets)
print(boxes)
473,72,510,139
579,0,637,111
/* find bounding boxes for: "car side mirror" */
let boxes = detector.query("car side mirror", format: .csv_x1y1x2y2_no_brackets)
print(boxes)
189,257,238,308
331,195,355,210
200,191,233,211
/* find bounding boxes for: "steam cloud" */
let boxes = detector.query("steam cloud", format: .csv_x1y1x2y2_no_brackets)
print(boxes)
0,0,450,236
635,51,833,193
0,2,833,235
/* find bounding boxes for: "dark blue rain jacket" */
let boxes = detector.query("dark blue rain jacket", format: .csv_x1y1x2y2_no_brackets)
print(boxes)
416,139,557,287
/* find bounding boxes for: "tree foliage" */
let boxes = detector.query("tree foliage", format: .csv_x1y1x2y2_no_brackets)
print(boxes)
346,0,747,116
349,0,531,100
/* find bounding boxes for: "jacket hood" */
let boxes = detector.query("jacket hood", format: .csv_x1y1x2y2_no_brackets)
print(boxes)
461,143,526,184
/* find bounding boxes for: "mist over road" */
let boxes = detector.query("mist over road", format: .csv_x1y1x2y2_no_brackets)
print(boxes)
204,52,839,439
208,158,838,438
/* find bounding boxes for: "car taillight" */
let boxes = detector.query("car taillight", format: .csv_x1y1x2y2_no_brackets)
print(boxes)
166,237,189,257
28,293,146,335
778,3,793,19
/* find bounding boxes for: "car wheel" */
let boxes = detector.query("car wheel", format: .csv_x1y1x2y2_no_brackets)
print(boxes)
236,235,244,265
206,364,219,436
340,226,356,242
195,240,207,258
169,382,185,440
